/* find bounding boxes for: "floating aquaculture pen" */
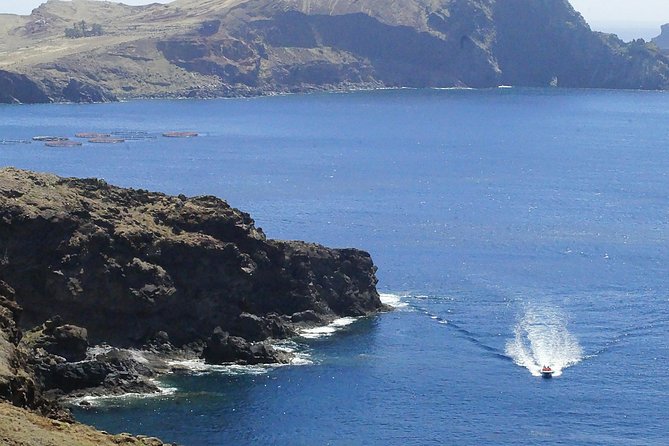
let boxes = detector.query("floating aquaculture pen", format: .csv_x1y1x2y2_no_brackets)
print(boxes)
163,131,198,138
88,138,125,144
111,131,156,140
45,140,83,148
33,136,69,142
75,132,111,139
0,139,31,145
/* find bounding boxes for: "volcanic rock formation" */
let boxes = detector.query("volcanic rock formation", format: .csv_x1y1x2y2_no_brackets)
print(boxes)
0,168,382,348
0,167,383,441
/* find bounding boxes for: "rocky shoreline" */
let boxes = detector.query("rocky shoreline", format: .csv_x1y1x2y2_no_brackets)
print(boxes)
0,167,387,443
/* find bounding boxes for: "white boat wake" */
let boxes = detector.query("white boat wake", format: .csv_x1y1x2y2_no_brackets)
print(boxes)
505,305,583,377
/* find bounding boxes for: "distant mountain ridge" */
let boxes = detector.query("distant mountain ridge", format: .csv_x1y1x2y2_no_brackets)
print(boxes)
0,0,668,103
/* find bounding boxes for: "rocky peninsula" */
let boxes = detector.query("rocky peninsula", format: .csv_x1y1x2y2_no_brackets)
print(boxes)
0,167,384,443
1,0,669,103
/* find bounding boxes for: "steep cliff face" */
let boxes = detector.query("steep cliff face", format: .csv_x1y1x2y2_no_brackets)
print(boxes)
492,0,669,89
0,168,382,347
0,0,668,102
0,70,50,104
0,281,39,409
652,24,669,51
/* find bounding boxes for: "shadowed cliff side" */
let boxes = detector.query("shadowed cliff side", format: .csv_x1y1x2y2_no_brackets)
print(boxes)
492,0,669,89
0,280,176,444
0,70,50,104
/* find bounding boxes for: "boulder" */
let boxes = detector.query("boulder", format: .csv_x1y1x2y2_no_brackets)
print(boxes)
232,312,293,341
41,348,156,395
291,310,323,324
44,325,88,362
46,360,109,393
202,327,290,365
21,320,89,363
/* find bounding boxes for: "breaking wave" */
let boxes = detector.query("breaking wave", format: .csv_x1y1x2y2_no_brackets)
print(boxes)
379,293,409,309
69,379,177,408
299,317,359,339
505,305,583,377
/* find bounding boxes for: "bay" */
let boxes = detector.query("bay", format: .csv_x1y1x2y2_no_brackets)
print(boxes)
1,88,667,445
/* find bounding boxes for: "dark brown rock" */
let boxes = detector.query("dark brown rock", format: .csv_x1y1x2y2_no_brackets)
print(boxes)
40,349,157,395
232,312,293,342
291,310,324,324
0,281,64,418
0,168,383,350
202,327,290,365
42,324,89,362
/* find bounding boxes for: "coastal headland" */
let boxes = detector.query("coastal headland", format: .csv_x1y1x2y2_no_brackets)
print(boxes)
0,167,385,443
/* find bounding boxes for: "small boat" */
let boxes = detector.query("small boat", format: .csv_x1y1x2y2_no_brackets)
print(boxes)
540,366,554,378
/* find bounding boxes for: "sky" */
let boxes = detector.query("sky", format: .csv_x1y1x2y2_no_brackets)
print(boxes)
1,0,669,40
569,0,669,40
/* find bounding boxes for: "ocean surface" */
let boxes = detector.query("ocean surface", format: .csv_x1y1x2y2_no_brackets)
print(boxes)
1,88,668,445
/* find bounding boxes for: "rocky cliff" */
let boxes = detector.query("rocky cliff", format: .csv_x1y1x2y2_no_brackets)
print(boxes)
652,24,669,51
0,279,176,443
0,167,383,440
0,168,382,348
0,0,668,103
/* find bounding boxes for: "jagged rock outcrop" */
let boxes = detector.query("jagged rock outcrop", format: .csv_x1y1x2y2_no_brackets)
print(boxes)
0,168,382,350
202,327,290,365
652,24,669,51
0,167,382,443
39,349,159,396
0,281,42,411
25,318,89,362
0,0,668,102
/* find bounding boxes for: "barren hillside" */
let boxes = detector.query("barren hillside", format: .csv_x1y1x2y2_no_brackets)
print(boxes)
0,0,667,103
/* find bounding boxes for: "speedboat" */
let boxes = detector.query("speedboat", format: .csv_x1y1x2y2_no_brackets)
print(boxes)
540,366,554,378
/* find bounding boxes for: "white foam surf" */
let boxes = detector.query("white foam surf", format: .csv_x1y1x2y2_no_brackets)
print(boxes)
167,340,314,375
272,340,314,365
70,379,177,408
167,358,270,376
379,292,409,309
505,305,583,377
299,317,358,339
85,345,151,365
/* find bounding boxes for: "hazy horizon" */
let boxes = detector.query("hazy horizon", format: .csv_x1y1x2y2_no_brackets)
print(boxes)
1,0,669,41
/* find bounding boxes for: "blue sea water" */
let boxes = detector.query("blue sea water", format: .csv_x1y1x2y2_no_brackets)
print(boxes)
1,88,668,445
